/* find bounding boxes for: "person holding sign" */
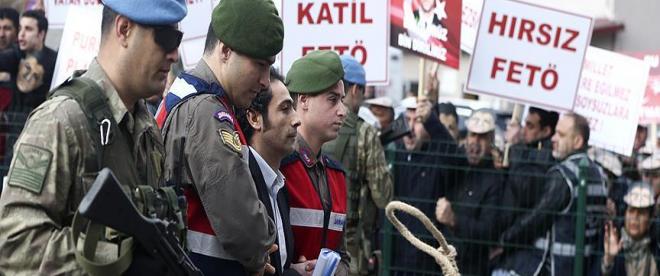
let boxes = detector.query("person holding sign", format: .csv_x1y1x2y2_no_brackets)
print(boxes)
0,0,187,274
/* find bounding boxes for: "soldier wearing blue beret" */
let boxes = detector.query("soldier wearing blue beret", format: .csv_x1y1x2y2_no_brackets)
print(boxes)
161,0,285,275
0,0,187,274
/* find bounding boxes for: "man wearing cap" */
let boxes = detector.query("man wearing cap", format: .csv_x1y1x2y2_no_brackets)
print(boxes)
602,182,658,275
280,50,350,275
322,55,393,275
494,113,607,276
434,109,505,275
0,0,186,274
639,154,660,214
391,99,456,274
365,96,394,131
160,0,282,274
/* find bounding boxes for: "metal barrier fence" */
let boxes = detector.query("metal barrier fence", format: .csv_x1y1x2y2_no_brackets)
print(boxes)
378,141,660,276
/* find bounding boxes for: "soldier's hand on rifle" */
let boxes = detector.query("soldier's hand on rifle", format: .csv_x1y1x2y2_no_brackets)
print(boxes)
291,255,316,276
435,198,456,228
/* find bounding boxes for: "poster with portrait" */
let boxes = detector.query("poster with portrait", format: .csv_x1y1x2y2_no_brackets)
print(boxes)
390,0,461,69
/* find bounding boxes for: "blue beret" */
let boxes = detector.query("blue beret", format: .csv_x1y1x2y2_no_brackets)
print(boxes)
102,0,187,25
340,55,366,86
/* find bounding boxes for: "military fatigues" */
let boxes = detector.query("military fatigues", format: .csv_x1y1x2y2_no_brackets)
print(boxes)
161,60,275,273
0,60,164,275
324,111,393,275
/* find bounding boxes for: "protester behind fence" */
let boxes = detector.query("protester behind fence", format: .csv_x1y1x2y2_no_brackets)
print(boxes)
437,102,459,142
639,154,660,215
601,182,659,276
497,107,558,232
389,98,449,274
620,125,649,181
0,7,19,165
0,9,56,175
365,96,394,131
493,112,608,276
435,109,505,275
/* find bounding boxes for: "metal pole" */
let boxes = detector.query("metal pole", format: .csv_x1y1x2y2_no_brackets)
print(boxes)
573,158,589,275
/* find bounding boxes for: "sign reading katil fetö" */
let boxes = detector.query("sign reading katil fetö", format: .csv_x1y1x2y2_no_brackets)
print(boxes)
466,0,593,111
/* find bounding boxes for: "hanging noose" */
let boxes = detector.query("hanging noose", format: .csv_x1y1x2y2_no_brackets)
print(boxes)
385,201,460,276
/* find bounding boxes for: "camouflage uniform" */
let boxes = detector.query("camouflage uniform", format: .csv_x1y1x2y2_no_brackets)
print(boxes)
0,59,164,275
324,111,394,275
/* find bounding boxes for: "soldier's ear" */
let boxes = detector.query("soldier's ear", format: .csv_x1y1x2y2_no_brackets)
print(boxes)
298,95,310,111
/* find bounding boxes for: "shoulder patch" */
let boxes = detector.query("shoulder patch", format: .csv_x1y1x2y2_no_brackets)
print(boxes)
7,143,52,194
214,110,234,125
219,129,241,153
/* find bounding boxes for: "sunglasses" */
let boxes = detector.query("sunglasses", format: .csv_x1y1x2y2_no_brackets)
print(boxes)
146,25,183,53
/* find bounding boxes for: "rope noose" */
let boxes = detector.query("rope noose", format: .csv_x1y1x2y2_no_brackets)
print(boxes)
385,201,460,276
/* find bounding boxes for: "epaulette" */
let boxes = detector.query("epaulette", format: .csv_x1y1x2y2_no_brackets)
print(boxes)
323,155,345,173
281,152,300,167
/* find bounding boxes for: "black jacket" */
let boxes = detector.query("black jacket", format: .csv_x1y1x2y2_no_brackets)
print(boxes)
444,155,505,276
500,138,556,232
248,151,299,276
391,113,457,274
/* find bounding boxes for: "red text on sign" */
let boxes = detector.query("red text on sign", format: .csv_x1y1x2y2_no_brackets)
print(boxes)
298,2,373,25
488,12,579,52
491,57,558,90
302,41,367,64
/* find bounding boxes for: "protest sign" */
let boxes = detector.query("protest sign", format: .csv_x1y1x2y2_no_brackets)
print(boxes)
50,5,101,89
390,0,461,69
44,0,102,28
574,47,649,156
280,0,389,85
466,0,593,111
625,52,660,124
460,0,482,54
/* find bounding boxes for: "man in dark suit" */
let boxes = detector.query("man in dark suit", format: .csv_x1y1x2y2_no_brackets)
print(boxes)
239,68,315,276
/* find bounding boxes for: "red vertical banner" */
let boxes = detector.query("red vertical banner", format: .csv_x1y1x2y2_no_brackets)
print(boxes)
390,0,461,69
625,52,660,124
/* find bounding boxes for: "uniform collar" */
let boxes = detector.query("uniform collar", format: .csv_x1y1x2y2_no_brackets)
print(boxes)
83,59,128,126
295,134,324,168
83,59,157,135
342,111,360,128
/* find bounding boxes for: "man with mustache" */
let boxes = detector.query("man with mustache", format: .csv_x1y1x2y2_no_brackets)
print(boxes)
434,109,505,275
0,0,186,273
160,0,282,274
281,50,350,275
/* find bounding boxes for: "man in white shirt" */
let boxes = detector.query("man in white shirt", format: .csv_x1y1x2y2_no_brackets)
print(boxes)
240,68,315,276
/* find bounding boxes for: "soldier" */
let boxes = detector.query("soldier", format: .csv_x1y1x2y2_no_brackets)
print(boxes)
160,0,282,274
0,0,186,274
281,50,350,275
323,55,393,275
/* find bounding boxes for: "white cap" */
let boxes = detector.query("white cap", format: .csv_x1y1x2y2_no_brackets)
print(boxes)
400,96,417,110
624,182,655,208
588,147,622,177
364,96,393,108
466,110,495,134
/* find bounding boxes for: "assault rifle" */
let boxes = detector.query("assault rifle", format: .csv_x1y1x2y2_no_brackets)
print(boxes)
78,168,203,276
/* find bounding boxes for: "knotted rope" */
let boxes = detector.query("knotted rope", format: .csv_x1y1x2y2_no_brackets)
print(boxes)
385,201,460,276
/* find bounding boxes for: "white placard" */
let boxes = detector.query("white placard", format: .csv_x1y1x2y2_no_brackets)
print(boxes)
574,47,650,156
461,0,483,54
50,5,102,89
44,0,103,29
280,0,389,85
466,0,593,111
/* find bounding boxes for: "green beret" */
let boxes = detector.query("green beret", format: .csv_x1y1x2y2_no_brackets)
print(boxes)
212,0,283,60
286,50,345,94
